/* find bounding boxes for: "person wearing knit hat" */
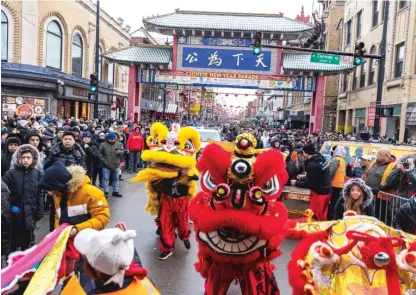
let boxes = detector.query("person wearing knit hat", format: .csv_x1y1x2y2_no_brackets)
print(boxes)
99,131,125,198
291,143,332,221
82,131,99,182
60,222,159,295
1,137,21,177
24,130,46,168
1,127,9,152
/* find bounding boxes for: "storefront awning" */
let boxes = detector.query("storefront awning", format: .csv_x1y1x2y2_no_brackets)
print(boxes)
157,103,178,114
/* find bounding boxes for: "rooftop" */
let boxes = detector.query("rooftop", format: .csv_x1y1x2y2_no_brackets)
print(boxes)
143,9,314,38
103,45,172,65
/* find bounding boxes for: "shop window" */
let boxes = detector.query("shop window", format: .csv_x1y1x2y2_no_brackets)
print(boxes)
72,33,83,75
1,11,8,62
395,43,405,78
342,73,348,92
46,21,63,70
399,1,408,9
352,69,358,90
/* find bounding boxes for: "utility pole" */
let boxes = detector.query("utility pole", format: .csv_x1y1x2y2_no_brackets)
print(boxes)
162,87,167,121
93,0,100,119
373,0,389,135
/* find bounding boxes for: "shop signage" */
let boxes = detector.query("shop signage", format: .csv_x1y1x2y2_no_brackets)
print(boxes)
73,87,89,97
1,95,48,119
139,70,316,92
181,47,272,72
405,102,416,126
367,106,376,127
97,105,109,119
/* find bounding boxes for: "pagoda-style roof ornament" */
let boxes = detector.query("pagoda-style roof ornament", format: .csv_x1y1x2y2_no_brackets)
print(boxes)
143,9,314,40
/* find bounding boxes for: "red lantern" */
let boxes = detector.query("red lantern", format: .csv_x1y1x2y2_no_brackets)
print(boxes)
234,94,238,97
111,105,117,111
245,94,248,97
261,90,265,94
215,93,218,96
255,91,259,95
225,93,229,97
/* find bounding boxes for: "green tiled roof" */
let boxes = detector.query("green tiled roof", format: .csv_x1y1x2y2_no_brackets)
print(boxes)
283,53,356,72
103,45,172,65
143,10,314,33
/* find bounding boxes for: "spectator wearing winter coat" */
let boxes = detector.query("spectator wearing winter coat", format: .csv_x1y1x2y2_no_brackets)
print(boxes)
350,155,371,179
1,127,9,153
327,146,347,220
393,196,416,234
1,136,21,177
44,132,87,170
23,130,47,168
99,132,125,198
3,144,44,251
292,143,332,221
92,132,106,188
1,180,12,256
53,127,65,145
43,123,56,139
382,156,416,198
334,178,375,219
81,132,99,182
127,127,144,173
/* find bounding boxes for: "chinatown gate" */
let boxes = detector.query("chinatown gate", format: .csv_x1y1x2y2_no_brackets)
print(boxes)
105,10,355,133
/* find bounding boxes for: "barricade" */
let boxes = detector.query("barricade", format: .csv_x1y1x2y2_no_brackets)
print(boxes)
375,191,409,227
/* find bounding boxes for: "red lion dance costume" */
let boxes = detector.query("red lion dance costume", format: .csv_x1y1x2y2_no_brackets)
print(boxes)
288,212,416,295
132,122,200,260
190,133,289,295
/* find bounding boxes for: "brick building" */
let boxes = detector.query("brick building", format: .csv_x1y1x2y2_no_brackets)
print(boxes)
1,0,131,120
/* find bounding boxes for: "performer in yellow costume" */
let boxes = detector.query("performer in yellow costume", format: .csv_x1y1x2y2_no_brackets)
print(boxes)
288,211,416,295
132,122,200,260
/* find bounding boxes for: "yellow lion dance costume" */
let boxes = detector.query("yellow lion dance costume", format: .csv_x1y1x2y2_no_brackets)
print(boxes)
132,122,200,260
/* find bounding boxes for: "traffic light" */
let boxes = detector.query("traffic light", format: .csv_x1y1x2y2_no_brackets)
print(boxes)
253,32,262,55
89,73,97,100
354,42,365,66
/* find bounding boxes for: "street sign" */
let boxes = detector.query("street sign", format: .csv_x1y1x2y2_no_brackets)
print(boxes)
174,84,180,90
310,53,340,65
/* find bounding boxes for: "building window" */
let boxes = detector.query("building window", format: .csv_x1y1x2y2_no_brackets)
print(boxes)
372,0,379,27
107,62,114,85
97,46,103,81
352,70,358,90
71,33,83,75
399,1,408,9
395,43,405,78
46,21,62,70
369,46,376,84
346,20,352,45
360,61,366,88
1,11,8,62
342,73,348,92
356,10,362,38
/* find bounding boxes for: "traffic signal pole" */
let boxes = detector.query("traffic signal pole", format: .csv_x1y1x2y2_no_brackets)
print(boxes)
374,0,389,135
93,0,100,120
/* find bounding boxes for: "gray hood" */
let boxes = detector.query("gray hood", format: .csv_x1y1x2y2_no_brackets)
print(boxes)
341,178,374,208
10,144,42,170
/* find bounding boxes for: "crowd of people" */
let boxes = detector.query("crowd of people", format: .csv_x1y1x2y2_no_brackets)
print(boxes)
1,115,415,294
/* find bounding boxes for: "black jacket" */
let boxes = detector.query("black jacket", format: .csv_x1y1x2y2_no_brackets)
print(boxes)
44,142,87,170
1,181,12,255
1,151,14,177
393,197,416,234
82,142,99,175
3,145,44,231
334,178,375,219
295,154,332,195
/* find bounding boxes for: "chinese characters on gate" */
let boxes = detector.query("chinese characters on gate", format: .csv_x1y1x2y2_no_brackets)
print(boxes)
182,47,271,72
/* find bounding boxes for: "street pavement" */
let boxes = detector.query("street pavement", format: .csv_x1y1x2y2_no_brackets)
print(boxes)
35,172,297,295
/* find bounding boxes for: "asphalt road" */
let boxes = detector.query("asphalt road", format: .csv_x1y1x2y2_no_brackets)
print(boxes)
35,172,298,295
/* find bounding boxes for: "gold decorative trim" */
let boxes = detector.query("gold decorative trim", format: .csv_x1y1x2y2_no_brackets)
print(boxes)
38,12,69,71
70,25,89,77
1,1,22,63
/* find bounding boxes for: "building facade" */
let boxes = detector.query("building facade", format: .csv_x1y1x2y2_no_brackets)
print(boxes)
335,0,416,142
1,0,130,120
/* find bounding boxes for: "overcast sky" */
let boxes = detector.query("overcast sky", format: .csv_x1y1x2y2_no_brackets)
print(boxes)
100,0,317,107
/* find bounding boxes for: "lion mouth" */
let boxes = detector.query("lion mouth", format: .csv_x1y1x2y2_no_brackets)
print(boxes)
198,228,267,255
